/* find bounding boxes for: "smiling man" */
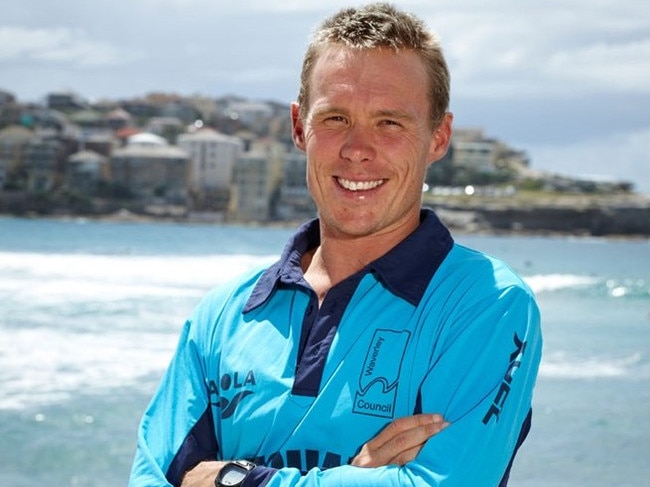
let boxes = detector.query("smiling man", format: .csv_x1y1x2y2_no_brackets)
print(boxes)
129,4,542,487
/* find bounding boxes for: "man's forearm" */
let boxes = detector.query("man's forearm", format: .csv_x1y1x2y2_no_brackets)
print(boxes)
180,414,448,487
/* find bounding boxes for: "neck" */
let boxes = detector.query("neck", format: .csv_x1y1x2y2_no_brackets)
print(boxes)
302,218,419,303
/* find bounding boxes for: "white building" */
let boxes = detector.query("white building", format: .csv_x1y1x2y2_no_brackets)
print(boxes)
177,128,243,191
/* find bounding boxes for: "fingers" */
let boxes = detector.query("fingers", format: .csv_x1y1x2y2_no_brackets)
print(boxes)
387,444,421,466
351,414,450,468
372,414,446,449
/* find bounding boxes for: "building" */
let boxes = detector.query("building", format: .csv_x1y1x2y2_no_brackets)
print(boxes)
223,100,275,135
145,117,185,144
230,139,284,221
66,149,109,194
69,109,105,132
160,100,200,125
178,128,243,190
110,133,190,203
105,108,134,132
276,150,315,221
46,91,88,112
452,129,498,173
178,128,243,212
0,125,33,189
24,136,62,192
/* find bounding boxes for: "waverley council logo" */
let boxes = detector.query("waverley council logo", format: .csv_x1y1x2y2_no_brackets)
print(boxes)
353,329,410,419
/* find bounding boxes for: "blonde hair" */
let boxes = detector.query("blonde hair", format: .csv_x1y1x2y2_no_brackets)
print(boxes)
297,2,450,128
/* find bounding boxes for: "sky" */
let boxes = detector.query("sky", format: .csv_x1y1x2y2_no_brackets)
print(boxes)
2,0,649,193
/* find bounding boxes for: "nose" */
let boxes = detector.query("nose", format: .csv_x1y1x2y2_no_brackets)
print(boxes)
340,125,375,163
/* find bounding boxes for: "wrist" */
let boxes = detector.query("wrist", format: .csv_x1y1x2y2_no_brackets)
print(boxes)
214,460,256,487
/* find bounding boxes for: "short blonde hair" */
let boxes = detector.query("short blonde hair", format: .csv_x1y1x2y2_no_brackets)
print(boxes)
297,2,450,128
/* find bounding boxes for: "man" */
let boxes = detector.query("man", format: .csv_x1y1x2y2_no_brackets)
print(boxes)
129,3,542,486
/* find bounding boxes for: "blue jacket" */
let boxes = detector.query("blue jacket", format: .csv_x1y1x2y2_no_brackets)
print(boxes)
129,209,542,486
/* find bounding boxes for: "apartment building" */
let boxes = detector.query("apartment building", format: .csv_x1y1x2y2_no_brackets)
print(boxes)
110,133,190,203
230,139,284,222
177,128,243,191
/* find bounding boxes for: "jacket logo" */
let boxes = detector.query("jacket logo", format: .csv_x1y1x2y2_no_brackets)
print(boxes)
209,370,256,419
482,333,527,425
353,330,410,418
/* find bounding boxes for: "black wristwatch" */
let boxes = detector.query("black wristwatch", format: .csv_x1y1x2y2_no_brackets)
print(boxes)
214,460,256,487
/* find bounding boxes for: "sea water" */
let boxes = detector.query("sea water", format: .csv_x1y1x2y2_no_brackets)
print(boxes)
0,217,648,486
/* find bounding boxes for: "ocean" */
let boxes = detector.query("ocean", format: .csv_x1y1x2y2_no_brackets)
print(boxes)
1,216,648,486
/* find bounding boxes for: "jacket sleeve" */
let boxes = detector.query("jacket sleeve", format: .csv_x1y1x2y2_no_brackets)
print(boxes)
129,319,218,487
243,284,542,487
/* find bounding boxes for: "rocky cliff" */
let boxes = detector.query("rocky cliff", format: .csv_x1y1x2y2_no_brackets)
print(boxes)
430,194,650,237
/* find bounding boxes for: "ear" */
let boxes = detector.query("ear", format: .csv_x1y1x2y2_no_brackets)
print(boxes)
427,112,453,166
291,102,306,151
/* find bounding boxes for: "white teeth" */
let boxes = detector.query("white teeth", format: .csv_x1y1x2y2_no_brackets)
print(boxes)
337,178,384,191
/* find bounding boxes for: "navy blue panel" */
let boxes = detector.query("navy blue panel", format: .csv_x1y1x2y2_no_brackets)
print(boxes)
413,390,423,415
242,466,278,487
292,274,362,397
166,407,219,486
498,408,532,487
370,209,453,306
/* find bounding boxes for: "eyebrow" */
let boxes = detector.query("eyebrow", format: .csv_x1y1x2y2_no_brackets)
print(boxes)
310,105,347,118
374,109,414,121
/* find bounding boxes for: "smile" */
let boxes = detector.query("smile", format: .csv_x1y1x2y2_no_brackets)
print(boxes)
336,178,385,191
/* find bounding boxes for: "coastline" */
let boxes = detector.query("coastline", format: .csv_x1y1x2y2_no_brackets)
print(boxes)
425,191,650,239
3,197,650,240
2,189,650,238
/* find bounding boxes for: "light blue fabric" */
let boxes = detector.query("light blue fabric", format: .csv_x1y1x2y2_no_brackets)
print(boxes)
130,211,542,486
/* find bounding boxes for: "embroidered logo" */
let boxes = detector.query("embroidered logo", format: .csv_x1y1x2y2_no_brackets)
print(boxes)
353,329,410,418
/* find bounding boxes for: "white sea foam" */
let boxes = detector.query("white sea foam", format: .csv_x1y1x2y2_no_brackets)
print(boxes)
539,352,643,379
0,251,278,410
523,273,600,294
0,326,179,410
0,251,277,303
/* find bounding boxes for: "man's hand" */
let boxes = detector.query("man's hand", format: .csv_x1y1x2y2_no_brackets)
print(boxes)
180,414,448,484
180,460,227,487
351,414,450,468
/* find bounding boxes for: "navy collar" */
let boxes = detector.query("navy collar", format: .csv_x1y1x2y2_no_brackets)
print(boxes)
243,208,454,312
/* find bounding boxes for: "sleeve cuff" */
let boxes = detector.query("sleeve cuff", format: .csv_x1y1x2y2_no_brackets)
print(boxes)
242,466,278,487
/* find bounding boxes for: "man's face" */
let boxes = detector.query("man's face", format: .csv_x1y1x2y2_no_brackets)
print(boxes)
292,45,451,242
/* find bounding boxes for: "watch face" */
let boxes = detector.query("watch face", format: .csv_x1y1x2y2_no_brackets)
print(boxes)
220,467,246,486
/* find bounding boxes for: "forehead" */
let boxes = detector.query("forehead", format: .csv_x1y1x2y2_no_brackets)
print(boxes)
307,45,430,113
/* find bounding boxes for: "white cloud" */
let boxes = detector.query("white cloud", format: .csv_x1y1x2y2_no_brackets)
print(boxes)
218,66,296,84
0,26,141,67
431,3,650,99
527,127,650,194
545,39,650,94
